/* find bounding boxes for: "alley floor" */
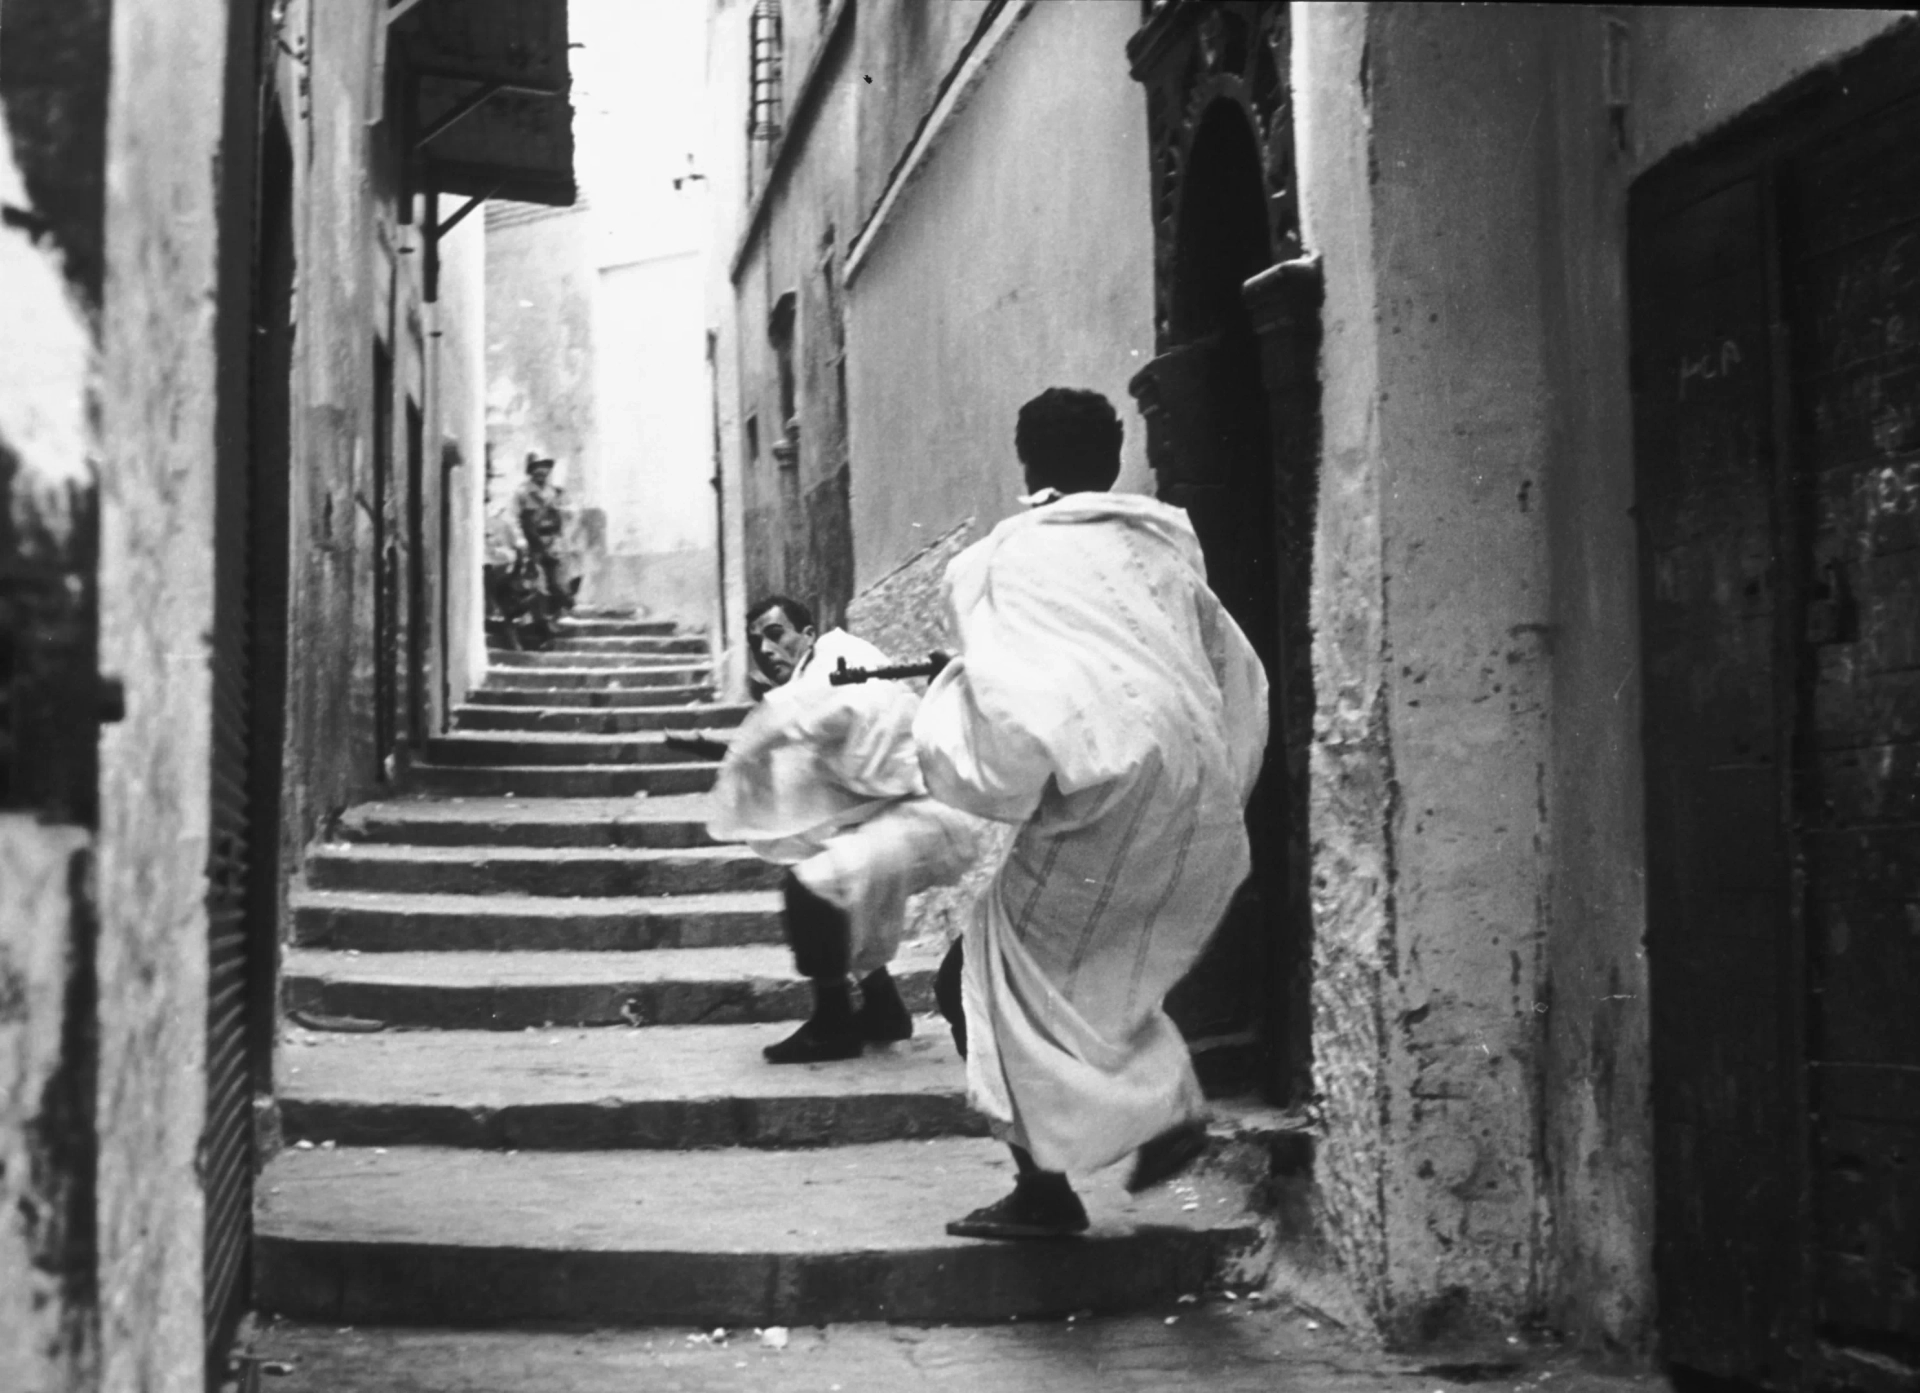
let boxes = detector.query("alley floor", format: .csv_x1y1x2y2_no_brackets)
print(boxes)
241,1304,1664,1393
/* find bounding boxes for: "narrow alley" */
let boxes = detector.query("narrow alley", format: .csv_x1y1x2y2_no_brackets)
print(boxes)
253,601,1287,1329
5,3,1920,1393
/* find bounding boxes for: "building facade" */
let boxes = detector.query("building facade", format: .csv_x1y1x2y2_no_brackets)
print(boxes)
708,1,1920,1382
0,1,570,1387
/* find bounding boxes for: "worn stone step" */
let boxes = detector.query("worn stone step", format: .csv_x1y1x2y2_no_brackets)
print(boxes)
404,762,717,798
491,648,706,671
280,943,941,1030
482,665,712,690
335,796,716,849
255,1138,1258,1327
275,1022,982,1150
422,733,720,768
288,888,782,952
463,684,718,709
560,611,674,629
246,1300,1383,1393
547,634,710,656
452,702,750,734
304,843,777,897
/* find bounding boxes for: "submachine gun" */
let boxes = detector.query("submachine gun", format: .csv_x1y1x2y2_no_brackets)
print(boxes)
828,652,951,686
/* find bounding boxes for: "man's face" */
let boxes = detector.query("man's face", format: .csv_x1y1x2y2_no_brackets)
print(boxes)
749,606,815,686
529,463,554,487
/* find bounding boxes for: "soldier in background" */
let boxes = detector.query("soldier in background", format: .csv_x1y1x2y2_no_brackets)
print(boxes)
513,452,578,613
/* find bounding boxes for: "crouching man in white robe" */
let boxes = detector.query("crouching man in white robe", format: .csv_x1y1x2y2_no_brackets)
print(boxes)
914,388,1269,1239
704,595,987,1065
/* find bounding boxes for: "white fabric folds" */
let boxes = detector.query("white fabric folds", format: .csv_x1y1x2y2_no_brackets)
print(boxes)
914,491,1269,1174
706,628,985,971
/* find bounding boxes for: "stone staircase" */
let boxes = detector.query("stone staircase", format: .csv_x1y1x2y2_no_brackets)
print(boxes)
254,608,1276,1329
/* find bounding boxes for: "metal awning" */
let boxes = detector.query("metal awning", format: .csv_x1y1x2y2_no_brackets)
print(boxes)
388,0,577,210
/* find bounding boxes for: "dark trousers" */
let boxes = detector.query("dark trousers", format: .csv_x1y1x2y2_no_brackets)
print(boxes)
935,937,967,1059
782,871,850,980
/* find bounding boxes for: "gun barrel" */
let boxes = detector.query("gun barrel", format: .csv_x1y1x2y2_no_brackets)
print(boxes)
828,660,942,686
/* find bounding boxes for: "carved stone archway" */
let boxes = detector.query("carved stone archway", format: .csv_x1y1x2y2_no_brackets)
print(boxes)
1128,0,1319,1104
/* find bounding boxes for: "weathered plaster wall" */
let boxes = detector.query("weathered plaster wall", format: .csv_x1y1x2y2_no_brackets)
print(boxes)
1628,5,1912,173
706,0,753,697
843,0,1155,591
731,15,860,624
94,0,230,1383
1296,2,1920,1353
593,250,718,627
1532,10,1650,1357
1366,6,1559,1338
278,0,447,860
851,0,996,222
437,221,489,702
1291,0,1395,1333
1298,2,1570,1343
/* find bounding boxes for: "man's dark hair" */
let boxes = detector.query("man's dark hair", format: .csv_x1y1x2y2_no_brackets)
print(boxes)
1014,387,1123,493
746,594,815,632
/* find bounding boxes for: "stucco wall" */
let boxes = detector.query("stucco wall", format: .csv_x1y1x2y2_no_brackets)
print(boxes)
843,0,1155,591
437,221,490,702
851,0,997,223
1628,5,1913,172
95,0,231,1383
707,0,753,697
1366,6,1560,1339
730,22,861,624
1532,10,1651,1357
1296,1,1920,1352
593,250,719,628
1297,1,1575,1343
278,0,469,859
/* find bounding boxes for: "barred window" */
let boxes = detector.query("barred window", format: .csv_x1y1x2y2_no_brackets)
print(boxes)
749,0,783,142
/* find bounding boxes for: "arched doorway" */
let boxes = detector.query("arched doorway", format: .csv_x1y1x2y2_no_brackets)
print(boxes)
1129,1,1317,1103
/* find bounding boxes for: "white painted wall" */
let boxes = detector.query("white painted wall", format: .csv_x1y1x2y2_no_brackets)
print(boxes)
843,0,1157,591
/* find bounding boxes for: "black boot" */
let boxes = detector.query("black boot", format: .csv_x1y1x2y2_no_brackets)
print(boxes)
763,978,863,1064
947,1147,1089,1240
855,967,913,1043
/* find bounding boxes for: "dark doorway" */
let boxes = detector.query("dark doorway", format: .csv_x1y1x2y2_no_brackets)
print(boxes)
204,88,293,1378
1631,28,1920,1390
372,340,397,774
405,396,426,745
1138,98,1293,1096
1127,2,1314,1105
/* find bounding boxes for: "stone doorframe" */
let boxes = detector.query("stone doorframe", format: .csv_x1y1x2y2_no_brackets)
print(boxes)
1127,0,1321,1104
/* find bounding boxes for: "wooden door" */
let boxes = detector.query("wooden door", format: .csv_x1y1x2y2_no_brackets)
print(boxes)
1632,169,1805,1389
1780,84,1920,1389
1632,33,1920,1389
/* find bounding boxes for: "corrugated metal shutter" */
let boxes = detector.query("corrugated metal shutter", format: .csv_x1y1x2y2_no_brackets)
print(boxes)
203,392,256,1361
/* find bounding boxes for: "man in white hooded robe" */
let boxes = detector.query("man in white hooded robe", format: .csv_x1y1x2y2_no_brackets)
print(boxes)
703,596,986,1064
914,388,1269,1239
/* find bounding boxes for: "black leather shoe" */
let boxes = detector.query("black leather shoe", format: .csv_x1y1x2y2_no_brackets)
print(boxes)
762,1015,864,1064
946,1180,1089,1240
